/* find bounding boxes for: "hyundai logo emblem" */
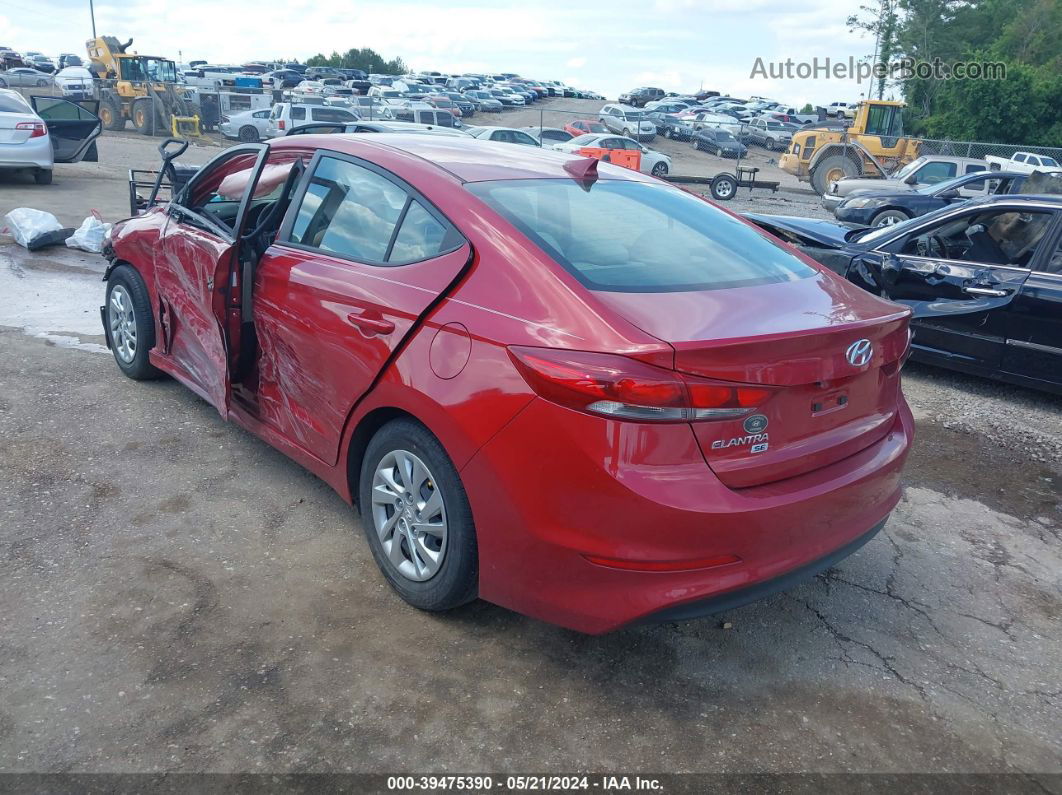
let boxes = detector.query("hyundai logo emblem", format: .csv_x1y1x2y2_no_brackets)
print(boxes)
846,339,873,367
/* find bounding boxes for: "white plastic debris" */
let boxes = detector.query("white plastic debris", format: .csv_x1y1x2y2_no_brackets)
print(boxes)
65,214,112,253
3,207,63,248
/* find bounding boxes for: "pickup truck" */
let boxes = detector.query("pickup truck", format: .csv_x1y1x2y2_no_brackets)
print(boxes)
765,105,820,125
986,151,1062,174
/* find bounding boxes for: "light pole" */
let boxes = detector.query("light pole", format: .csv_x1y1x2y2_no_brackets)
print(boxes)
89,0,97,37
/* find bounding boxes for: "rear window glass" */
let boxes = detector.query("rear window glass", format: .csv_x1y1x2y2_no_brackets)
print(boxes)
466,179,815,292
0,93,31,113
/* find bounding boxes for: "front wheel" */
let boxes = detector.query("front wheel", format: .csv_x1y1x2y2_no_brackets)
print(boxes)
36,79,49,87
871,209,911,227
359,419,477,612
651,162,668,176
105,264,162,380
0,78,6,87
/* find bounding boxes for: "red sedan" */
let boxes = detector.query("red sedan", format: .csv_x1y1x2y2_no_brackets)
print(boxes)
102,135,913,633
564,119,607,137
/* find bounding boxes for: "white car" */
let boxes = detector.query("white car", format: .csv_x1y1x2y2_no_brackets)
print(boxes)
219,108,272,142
550,133,672,177
53,66,95,100
466,126,540,146
265,102,360,137
0,90,101,184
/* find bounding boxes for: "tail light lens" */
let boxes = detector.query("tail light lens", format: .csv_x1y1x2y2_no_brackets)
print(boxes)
278,119,286,130
508,347,773,423
16,122,46,138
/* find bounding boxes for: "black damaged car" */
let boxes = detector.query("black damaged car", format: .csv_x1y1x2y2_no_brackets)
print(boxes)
834,170,1028,228
746,194,1062,394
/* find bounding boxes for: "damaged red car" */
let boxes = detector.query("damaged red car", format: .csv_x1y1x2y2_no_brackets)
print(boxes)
102,134,914,633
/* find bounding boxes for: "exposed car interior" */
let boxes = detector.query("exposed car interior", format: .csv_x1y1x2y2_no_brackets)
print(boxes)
901,208,1053,266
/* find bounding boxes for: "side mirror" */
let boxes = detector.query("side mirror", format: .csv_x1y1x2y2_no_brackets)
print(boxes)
904,173,918,185
939,189,960,200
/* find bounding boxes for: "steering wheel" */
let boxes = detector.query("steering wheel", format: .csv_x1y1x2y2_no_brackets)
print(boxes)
916,235,948,258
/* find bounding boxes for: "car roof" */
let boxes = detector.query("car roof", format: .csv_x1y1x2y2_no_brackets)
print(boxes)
268,134,655,184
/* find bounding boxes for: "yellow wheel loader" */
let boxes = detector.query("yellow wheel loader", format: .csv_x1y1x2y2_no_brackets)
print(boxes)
779,100,921,195
86,36,201,137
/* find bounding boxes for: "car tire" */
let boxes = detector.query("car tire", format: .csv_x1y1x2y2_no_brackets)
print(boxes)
871,209,911,227
238,125,259,142
36,79,48,87
651,162,668,177
716,146,723,157
105,264,163,381
764,139,774,151
0,78,6,88
33,168,52,185
359,418,478,612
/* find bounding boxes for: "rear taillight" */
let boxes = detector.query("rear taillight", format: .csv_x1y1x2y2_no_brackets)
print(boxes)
16,122,46,138
508,347,773,423
278,119,286,130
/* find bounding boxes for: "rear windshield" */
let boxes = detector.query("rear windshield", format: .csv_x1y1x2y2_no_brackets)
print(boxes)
0,93,31,113
466,179,815,292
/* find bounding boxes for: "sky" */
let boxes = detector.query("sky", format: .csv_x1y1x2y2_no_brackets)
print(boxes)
1,0,892,108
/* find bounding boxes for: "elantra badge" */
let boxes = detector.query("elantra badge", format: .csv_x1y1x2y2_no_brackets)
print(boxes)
846,339,873,367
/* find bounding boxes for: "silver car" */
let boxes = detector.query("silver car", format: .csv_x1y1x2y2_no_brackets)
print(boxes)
598,104,656,142
0,67,54,88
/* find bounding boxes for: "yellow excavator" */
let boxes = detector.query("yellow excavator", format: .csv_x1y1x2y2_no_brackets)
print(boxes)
85,36,200,137
779,100,922,194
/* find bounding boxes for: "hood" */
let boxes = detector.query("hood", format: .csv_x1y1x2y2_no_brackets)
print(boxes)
742,213,859,249
834,177,909,197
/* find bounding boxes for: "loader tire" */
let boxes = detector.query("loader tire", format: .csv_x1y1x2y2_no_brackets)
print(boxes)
811,154,860,195
132,99,155,136
100,98,125,131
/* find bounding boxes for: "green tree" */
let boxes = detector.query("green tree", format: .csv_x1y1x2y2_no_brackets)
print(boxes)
305,48,407,74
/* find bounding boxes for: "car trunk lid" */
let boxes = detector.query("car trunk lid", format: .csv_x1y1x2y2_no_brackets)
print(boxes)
595,274,910,488
0,111,39,143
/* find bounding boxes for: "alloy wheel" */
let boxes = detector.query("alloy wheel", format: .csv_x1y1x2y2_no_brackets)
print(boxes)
371,449,448,582
108,284,137,364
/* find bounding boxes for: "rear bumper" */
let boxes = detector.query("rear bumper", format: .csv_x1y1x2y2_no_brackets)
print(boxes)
821,193,844,212
0,135,53,169
636,517,885,625
463,396,913,633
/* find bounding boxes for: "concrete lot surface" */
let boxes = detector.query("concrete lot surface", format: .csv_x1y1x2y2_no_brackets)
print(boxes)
0,99,1059,779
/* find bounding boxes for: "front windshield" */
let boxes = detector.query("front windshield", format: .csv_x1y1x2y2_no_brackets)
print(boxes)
893,158,926,180
466,179,815,293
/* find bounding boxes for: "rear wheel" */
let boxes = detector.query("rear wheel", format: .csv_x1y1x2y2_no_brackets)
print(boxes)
238,125,259,142
0,78,7,88
359,419,477,611
36,79,48,87
871,209,911,227
105,264,162,380
33,168,52,185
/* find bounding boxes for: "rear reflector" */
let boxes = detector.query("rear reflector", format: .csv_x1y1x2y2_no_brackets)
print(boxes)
584,553,741,572
508,346,774,423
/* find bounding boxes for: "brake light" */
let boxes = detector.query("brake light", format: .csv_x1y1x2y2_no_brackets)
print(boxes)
508,347,773,422
16,122,46,138
278,119,286,130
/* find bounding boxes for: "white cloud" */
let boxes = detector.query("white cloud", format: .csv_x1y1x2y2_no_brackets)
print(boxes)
566,56,586,69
